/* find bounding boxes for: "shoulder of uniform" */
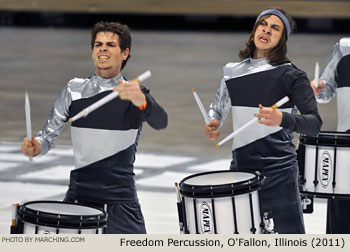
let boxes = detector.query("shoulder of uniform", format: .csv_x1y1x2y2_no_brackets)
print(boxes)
67,77,89,89
68,77,87,85
223,61,242,76
281,63,308,82
339,37,350,47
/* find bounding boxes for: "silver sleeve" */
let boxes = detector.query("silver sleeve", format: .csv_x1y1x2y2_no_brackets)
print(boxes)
35,83,71,155
208,77,231,126
317,43,342,103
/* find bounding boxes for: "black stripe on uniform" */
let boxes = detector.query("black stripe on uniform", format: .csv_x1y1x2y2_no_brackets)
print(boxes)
336,55,350,88
225,66,294,108
70,91,141,130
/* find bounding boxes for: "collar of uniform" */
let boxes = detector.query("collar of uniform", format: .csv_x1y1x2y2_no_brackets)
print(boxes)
94,73,124,89
249,57,270,67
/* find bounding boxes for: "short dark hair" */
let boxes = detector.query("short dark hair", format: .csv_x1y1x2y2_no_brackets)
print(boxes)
239,8,296,66
90,21,131,70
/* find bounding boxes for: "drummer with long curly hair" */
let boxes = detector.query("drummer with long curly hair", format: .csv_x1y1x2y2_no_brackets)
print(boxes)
205,7,322,233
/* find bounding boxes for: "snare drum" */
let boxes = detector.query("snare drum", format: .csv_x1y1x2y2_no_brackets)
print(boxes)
299,131,350,198
178,171,262,234
16,201,107,234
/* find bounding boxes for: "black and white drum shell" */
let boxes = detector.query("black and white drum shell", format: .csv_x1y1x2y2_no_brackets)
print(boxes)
300,131,350,198
179,171,262,234
18,201,107,234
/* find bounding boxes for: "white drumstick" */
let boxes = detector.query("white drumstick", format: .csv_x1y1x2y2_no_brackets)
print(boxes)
216,96,290,147
25,90,33,161
314,61,319,89
192,88,210,124
70,71,151,123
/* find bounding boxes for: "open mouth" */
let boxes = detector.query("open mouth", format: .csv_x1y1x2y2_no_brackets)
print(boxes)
259,36,269,43
98,55,110,61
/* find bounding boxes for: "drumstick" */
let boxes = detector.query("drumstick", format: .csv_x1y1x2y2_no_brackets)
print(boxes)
216,96,290,147
11,203,19,227
314,61,319,89
175,182,184,234
69,70,151,123
192,88,211,125
25,90,33,162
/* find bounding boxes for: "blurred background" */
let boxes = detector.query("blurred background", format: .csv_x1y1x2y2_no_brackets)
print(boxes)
1,0,350,155
0,0,349,234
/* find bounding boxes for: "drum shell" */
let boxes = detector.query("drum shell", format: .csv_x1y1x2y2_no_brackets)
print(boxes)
17,201,107,234
21,222,104,234
300,131,350,198
179,171,262,234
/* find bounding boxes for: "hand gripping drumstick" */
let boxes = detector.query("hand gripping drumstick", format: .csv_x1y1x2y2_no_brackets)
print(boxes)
314,61,319,89
216,96,290,147
192,88,210,125
69,70,151,123
25,90,33,161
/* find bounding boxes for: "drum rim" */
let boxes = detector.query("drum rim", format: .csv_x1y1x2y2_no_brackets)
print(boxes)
300,131,350,147
300,190,350,199
18,200,107,229
179,170,260,198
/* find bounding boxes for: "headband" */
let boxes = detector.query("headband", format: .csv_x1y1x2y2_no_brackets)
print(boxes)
255,9,291,40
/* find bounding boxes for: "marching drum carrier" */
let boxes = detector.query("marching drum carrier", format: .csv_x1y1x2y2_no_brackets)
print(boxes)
299,131,350,199
175,170,275,234
10,201,107,234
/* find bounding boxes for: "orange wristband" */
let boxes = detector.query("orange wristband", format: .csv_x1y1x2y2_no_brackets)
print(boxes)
138,100,148,110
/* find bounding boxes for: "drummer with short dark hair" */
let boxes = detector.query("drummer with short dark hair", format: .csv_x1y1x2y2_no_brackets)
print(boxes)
205,8,322,233
310,37,350,234
21,21,168,234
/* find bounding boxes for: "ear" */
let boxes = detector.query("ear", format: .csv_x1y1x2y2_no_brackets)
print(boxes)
122,48,130,60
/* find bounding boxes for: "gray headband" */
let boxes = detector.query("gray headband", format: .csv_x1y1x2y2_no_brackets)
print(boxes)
255,9,291,40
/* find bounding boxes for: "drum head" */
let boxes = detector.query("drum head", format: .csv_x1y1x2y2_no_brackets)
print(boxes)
179,170,260,198
24,202,102,216
184,171,255,186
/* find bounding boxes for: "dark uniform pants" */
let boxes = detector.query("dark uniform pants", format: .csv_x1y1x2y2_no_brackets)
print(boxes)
326,199,350,234
259,167,305,234
231,163,305,234
64,197,146,234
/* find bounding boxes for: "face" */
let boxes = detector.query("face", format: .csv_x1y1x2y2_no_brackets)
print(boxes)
92,31,129,78
253,15,284,59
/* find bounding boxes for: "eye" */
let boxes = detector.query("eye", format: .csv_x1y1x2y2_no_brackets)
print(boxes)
272,26,281,31
260,20,267,26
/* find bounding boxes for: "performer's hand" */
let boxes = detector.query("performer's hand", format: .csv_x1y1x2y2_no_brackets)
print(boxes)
204,119,220,140
116,79,147,107
255,104,283,127
310,79,326,97
21,137,41,157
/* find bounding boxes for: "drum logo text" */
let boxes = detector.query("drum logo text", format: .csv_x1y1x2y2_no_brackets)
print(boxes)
319,151,332,188
200,202,213,234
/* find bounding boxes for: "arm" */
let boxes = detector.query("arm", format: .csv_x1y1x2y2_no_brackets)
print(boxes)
116,79,167,130
316,42,342,103
35,84,71,155
208,77,231,125
205,77,232,140
280,68,322,135
139,87,168,130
